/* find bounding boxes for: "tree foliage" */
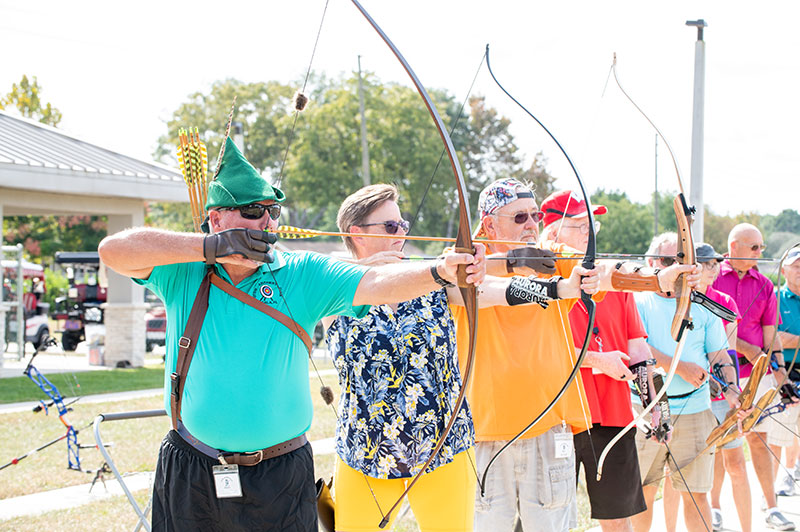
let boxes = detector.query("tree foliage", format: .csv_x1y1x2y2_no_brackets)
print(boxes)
2,216,106,260
154,75,528,242
0,75,62,127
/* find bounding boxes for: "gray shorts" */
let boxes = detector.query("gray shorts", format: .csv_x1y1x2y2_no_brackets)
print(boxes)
475,424,577,532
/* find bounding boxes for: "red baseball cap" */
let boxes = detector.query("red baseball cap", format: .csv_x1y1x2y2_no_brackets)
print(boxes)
540,190,607,227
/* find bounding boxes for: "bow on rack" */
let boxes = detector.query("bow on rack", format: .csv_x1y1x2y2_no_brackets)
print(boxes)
595,54,697,480
1,336,93,473
477,44,598,494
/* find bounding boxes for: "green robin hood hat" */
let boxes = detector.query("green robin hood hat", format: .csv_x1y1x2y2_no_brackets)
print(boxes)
205,137,285,210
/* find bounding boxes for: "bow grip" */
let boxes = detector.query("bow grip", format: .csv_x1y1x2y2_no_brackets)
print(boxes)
454,246,474,288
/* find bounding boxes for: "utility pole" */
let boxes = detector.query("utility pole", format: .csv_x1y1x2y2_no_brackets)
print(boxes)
358,55,370,185
654,134,659,236
686,19,707,242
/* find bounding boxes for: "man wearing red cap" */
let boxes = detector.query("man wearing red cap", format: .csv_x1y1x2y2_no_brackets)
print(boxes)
449,179,699,532
540,190,650,532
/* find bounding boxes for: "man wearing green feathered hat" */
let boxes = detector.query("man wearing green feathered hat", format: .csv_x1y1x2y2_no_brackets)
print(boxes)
99,136,487,531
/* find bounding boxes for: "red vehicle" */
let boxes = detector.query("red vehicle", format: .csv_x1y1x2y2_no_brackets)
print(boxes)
145,306,166,352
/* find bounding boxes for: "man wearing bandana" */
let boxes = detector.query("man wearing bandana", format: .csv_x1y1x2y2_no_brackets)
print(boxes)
449,179,699,532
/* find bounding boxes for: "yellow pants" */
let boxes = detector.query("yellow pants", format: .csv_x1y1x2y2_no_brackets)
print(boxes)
333,448,476,532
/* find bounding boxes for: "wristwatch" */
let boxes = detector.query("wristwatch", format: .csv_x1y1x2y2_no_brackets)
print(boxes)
430,262,454,288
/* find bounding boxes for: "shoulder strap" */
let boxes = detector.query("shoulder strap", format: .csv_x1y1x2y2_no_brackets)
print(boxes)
169,269,314,432
209,273,313,353
170,268,213,431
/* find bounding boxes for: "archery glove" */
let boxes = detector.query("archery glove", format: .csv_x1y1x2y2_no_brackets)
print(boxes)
506,247,557,275
204,228,277,265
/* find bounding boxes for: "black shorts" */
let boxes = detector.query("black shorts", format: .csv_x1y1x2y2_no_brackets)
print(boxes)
152,430,317,532
574,426,646,520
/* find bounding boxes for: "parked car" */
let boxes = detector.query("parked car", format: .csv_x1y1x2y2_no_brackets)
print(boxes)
145,307,167,352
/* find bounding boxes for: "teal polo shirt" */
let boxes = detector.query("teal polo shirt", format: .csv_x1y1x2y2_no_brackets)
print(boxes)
779,284,800,365
633,292,728,415
135,250,369,452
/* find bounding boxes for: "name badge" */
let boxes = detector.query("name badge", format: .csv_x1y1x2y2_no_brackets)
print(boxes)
213,464,243,498
554,432,573,459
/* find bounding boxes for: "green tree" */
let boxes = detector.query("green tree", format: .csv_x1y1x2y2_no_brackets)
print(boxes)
515,152,556,200
155,75,530,245
591,189,653,254
0,75,62,126
2,216,106,260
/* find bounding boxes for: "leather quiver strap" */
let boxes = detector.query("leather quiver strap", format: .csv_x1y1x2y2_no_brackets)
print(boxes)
171,269,213,431
171,268,313,432
209,273,312,353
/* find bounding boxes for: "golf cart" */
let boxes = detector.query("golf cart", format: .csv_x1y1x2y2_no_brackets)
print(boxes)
50,252,106,352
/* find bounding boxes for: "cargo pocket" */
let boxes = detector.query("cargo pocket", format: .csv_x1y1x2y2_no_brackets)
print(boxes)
537,428,576,509
540,461,574,509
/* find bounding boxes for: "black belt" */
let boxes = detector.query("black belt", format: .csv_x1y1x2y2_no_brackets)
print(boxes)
176,421,307,466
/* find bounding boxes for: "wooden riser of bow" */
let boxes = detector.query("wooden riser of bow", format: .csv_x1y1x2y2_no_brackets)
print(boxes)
716,387,778,448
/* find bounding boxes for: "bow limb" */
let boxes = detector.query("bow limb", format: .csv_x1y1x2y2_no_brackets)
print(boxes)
596,56,698,479
478,44,597,494
349,1,478,527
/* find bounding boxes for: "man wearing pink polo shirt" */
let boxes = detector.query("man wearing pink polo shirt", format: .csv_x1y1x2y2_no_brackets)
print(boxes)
712,223,794,531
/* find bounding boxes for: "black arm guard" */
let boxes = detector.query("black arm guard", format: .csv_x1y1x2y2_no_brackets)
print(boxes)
630,358,656,407
651,373,672,442
505,275,562,308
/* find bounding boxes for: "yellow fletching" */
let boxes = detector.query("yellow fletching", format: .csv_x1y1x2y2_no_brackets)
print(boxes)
275,225,323,239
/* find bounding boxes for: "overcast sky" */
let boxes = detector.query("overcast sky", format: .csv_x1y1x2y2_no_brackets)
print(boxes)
2,0,798,216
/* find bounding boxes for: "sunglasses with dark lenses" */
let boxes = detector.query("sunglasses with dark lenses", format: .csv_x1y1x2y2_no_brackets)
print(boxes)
749,243,766,252
358,220,411,234
221,203,281,220
496,211,545,224
660,257,676,267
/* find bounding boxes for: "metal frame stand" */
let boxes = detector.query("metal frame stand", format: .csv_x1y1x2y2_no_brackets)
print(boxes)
93,409,166,532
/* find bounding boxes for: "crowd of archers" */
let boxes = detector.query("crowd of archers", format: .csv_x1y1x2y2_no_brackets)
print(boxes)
95,119,800,532
94,7,800,529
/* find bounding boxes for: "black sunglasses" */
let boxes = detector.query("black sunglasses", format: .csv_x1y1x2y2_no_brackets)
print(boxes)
357,220,410,234
660,257,676,267
495,211,545,224
220,203,281,220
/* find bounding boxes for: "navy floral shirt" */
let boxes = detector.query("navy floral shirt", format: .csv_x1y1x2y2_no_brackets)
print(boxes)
326,288,474,479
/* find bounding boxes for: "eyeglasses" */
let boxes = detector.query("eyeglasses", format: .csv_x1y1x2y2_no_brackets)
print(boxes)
495,211,545,224
219,203,281,220
560,221,602,234
700,261,720,270
660,257,676,267
748,243,766,252
357,219,410,234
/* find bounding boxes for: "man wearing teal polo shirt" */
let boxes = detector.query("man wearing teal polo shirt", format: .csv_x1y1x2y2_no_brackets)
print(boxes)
98,138,485,531
775,248,800,495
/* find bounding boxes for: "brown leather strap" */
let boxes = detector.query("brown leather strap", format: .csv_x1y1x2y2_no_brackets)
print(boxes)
171,269,213,431
209,273,313,353
218,433,308,466
610,269,661,292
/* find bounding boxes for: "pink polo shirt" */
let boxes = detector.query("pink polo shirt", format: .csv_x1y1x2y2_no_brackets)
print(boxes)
712,261,778,378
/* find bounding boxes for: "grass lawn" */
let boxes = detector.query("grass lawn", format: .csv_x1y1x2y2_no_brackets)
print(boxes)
0,366,597,531
0,367,165,404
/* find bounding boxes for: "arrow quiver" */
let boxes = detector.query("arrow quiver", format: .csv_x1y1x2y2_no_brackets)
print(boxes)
177,127,209,232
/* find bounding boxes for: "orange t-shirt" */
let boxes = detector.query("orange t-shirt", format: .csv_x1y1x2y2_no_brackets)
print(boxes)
451,241,592,442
